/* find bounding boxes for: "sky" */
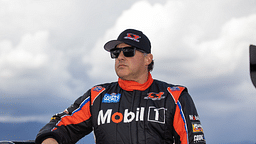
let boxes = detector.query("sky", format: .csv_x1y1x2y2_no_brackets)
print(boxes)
1,0,256,143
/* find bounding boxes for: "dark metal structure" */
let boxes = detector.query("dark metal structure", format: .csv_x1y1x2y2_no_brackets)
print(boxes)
250,45,256,88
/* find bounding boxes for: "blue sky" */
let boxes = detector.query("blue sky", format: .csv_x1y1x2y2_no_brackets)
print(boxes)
1,0,256,143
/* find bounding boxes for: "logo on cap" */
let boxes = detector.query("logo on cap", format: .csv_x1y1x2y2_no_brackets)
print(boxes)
124,33,141,42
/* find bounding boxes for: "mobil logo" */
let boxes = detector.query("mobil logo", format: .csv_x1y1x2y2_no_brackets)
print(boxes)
97,107,167,125
97,107,145,125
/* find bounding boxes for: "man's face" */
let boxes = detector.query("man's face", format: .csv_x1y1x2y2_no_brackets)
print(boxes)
114,43,152,83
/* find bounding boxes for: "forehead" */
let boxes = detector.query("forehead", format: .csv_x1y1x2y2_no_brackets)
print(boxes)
116,43,131,48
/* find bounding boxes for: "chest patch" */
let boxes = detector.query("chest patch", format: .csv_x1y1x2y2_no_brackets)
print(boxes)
102,93,121,103
144,92,165,100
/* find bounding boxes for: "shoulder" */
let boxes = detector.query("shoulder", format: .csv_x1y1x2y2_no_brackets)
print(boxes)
153,79,187,90
90,81,119,97
92,81,119,90
152,79,189,101
76,81,118,103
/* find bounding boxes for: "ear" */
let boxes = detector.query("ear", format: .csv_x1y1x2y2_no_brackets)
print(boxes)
145,54,153,66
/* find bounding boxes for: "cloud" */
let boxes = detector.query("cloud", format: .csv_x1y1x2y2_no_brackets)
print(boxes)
188,14,256,78
0,31,49,71
0,115,51,123
0,30,74,99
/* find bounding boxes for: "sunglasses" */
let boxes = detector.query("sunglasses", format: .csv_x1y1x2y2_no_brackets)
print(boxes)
110,47,145,59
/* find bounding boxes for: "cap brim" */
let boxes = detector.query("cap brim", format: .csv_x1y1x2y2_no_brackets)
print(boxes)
104,40,123,52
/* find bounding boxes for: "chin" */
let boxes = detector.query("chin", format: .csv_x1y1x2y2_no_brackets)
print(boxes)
116,71,130,80
117,73,128,79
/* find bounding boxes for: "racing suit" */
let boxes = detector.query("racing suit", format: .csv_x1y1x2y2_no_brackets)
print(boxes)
35,73,206,144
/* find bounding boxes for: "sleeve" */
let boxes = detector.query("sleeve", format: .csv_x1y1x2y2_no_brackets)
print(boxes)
168,86,206,144
35,89,93,144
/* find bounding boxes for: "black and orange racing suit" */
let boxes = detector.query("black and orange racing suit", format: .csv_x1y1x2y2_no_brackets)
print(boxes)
35,73,206,144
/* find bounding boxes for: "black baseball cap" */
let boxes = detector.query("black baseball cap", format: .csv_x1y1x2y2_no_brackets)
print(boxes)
104,29,151,53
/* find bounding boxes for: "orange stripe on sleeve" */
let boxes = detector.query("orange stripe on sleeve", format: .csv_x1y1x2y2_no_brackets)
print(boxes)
168,86,188,144
55,97,91,128
173,102,188,144
52,86,105,131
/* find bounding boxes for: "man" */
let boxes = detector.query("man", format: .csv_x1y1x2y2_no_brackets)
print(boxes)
35,29,206,144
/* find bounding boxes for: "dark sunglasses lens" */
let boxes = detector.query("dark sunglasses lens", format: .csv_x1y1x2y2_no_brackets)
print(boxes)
110,50,121,58
123,48,135,57
110,49,121,58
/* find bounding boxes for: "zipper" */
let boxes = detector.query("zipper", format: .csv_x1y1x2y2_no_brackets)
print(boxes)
129,90,136,144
